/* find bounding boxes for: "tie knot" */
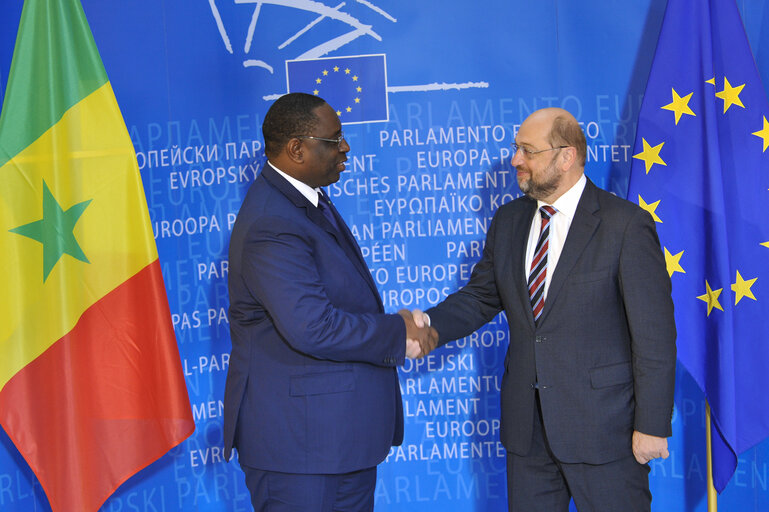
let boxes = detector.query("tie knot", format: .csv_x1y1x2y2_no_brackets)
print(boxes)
540,205,556,220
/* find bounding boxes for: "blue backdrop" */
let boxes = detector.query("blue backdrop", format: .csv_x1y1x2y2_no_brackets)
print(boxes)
1,1,768,510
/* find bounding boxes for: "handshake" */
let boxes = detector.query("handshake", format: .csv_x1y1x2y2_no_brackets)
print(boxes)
398,309,437,359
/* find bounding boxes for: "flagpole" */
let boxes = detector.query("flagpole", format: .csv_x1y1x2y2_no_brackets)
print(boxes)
706,402,717,511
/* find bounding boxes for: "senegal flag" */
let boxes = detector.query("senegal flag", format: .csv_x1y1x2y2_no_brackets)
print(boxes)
0,1,195,510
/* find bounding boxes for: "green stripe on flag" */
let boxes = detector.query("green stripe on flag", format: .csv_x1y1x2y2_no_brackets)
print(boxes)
0,0,108,168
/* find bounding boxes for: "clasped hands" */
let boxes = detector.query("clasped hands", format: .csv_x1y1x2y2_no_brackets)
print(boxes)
398,309,437,359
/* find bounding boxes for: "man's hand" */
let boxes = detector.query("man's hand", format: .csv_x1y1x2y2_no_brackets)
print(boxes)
398,309,438,359
411,309,429,329
406,338,423,359
632,431,669,464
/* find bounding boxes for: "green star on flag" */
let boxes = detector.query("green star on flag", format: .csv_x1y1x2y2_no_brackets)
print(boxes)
9,181,91,281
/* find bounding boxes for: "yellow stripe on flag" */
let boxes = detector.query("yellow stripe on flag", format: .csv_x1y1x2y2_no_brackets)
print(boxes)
0,82,157,388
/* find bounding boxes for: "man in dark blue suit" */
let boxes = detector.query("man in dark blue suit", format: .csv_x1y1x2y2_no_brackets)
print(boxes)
418,108,676,511
224,92,437,511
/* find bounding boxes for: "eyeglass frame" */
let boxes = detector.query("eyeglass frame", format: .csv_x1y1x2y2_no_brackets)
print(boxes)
511,143,569,158
294,132,346,149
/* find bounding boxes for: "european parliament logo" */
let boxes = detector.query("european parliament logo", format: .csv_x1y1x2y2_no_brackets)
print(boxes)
286,54,388,124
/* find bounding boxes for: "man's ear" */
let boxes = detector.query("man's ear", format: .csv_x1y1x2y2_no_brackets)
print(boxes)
285,138,304,164
559,146,577,172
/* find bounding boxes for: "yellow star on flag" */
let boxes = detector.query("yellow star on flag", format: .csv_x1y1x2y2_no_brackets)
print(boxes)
333,66,339,72
322,70,328,76
762,241,769,249
705,77,716,85
661,88,695,124
731,270,757,305
632,138,667,174
697,281,724,316
313,89,319,95
336,110,342,116
752,116,769,152
315,77,322,84
638,195,662,223
346,106,352,113
345,68,351,74
354,97,360,104
714,77,745,113
664,248,685,277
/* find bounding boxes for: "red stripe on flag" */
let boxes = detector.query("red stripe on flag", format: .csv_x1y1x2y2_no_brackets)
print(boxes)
0,261,194,511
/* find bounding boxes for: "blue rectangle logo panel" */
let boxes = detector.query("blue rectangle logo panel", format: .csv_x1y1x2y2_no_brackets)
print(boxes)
286,54,388,124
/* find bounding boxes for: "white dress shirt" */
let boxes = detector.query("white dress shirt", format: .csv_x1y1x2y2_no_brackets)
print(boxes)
524,174,587,301
269,161,324,206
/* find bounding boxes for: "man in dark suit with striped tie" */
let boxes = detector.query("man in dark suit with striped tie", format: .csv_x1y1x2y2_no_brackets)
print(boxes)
421,108,676,511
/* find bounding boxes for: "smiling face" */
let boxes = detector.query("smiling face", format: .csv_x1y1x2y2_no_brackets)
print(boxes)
510,108,584,204
296,103,350,188
514,146,562,201
511,113,565,202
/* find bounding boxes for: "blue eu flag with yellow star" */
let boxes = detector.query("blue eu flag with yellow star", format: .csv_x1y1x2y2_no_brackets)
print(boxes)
286,54,388,124
628,0,769,492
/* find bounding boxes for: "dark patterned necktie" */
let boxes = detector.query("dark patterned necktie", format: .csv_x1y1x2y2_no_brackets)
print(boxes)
528,205,556,324
317,191,343,234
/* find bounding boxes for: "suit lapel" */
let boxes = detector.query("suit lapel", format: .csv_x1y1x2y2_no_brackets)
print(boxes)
320,192,383,304
538,179,601,325
262,167,339,242
262,165,382,307
505,198,539,330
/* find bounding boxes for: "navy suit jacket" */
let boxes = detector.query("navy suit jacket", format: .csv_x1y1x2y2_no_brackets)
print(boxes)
224,164,406,474
427,179,676,464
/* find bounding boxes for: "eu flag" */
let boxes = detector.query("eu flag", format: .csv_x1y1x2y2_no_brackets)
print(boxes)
628,0,769,492
286,54,388,124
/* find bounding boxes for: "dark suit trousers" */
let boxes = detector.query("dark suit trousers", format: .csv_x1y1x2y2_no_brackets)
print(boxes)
506,392,651,512
242,465,377,512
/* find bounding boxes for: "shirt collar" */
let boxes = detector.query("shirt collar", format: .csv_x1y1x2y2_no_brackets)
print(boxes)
538,174,587,221
269,161,322,207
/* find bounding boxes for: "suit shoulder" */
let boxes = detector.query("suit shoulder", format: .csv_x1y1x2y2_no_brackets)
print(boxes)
588,184,659,235
237,174,297,216
593,184,646,217
494,194,534,219
232,176,308,239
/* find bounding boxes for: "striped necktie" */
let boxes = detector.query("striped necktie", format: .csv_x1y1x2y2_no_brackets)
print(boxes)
528,205,556,324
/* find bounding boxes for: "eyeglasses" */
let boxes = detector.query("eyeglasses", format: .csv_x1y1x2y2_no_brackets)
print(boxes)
295,132,346,149
511,143,568,158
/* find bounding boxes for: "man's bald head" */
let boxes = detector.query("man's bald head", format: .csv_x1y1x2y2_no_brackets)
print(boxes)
527,108,587,168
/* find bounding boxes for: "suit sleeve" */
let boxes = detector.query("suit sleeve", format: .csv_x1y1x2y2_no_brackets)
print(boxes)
237,215,406,367
427,211,505,345
619,208,677,437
